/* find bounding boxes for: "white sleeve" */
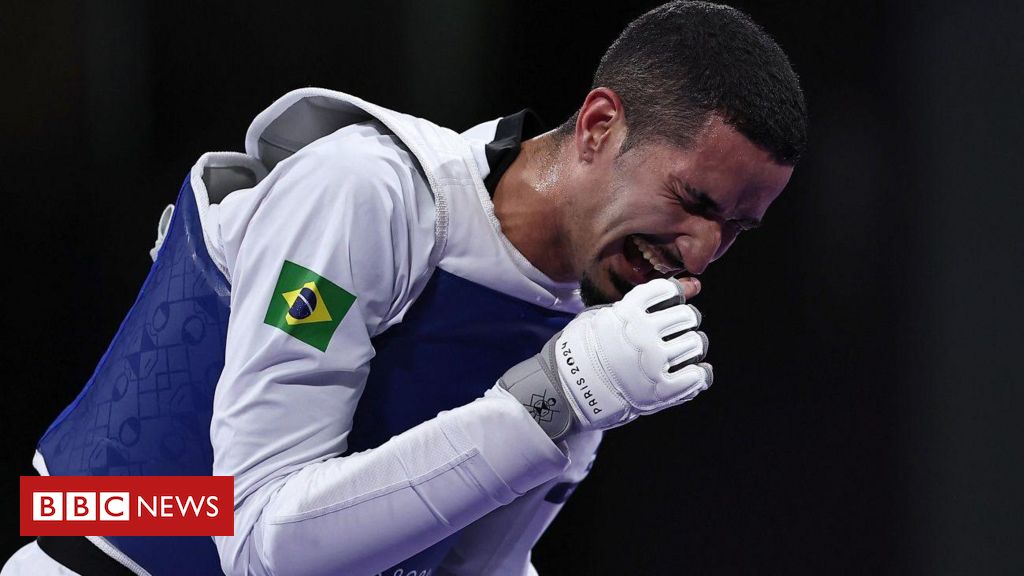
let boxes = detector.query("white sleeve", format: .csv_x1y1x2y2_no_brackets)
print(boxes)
435,431,602,576
209,125,570,576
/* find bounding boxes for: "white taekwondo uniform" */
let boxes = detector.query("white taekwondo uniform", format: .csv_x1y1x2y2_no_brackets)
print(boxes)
5,89,601,576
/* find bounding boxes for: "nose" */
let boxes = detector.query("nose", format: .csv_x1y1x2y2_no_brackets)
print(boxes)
675,219,726,275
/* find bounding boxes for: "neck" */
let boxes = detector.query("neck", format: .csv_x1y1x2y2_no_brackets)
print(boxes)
492,132,576,282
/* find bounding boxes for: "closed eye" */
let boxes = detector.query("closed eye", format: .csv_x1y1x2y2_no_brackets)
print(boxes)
678,182,764,231
678,184,717,216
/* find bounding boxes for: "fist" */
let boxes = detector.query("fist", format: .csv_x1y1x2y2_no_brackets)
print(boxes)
554,278,712,431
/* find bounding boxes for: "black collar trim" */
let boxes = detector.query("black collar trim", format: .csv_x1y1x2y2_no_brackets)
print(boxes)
483,109,546,197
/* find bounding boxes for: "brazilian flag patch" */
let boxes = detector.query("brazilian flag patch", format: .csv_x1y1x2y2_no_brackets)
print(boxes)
264,260,355,351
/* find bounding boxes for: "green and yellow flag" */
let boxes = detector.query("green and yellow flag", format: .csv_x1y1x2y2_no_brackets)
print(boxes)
264,260,355,351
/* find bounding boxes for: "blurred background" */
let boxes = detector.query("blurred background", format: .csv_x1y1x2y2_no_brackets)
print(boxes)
1,0,1021,573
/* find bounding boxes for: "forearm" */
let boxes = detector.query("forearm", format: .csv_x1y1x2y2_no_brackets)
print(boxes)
219,386,569,576
437,429,603,576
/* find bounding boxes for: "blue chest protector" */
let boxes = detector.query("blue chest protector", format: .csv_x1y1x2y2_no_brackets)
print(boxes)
348,262,575,576
36,177,574,575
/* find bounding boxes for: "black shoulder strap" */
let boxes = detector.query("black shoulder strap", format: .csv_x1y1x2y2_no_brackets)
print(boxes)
37,536,138,576
483,109,546,197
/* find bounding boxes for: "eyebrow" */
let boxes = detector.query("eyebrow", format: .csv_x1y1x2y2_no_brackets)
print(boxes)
684,182,763,229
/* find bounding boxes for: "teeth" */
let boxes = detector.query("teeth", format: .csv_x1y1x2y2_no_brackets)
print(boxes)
631,236,675,274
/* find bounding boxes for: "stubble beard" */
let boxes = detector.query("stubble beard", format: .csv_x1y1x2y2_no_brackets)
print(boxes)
579,267,635,307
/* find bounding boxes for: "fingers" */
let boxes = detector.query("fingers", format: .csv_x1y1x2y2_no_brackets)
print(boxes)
624,278,702,317
680,362,713,389
623,278,683,311
676,277,701,301
619,277,706,351
654,304,701,338
663,330,708,370
614,277,713,410
658,361,714,403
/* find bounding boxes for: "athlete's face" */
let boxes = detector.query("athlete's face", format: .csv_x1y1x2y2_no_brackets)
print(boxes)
569,98,793,305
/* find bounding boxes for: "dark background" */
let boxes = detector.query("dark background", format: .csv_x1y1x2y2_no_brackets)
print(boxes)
2,0,1022,574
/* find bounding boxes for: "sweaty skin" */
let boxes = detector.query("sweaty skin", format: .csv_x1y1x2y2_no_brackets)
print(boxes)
493,88,793,305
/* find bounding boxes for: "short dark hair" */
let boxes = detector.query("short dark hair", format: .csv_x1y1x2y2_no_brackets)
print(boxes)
558,1,807,165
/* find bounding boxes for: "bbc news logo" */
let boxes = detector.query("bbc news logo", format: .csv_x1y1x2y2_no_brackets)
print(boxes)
33,492,132,521
32,491,218,521
21,476,233,536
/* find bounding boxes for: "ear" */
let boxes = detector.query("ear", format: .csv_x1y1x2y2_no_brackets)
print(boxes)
574,88,626,163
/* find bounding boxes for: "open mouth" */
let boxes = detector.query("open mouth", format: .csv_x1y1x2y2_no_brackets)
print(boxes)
621,234,687,285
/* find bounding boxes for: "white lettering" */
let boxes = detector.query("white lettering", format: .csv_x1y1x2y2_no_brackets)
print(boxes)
206,495,219,518
176,495,204,517
138,496,158,517
160,495,174,516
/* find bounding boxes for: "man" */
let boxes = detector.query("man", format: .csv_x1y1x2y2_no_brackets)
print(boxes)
4,1,806,574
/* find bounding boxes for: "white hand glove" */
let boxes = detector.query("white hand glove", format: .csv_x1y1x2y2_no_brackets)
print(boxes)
498,278,712,441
